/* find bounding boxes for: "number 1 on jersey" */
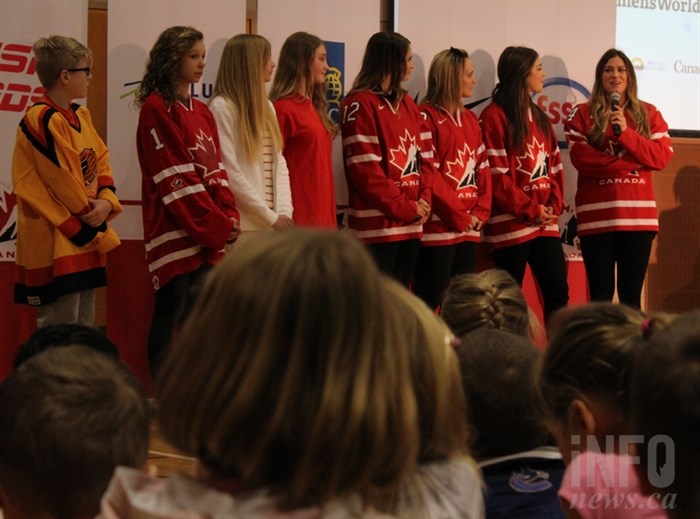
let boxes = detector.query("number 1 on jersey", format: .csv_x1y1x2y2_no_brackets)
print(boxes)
150,128,164,150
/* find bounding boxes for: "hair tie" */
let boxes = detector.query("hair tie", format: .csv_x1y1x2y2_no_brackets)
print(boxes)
641,318,652,340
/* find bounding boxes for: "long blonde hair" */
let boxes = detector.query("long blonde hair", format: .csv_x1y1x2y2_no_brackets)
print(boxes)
156,229,418,509
212,34,282,163
269,31,336,135
422,47,469,114
587,49,650,147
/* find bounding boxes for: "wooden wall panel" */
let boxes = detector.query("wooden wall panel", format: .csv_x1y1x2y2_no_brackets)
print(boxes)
646,138,700,313
88,6,108,327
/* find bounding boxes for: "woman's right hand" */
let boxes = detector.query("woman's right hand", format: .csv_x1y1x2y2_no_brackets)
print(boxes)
272,215,295,230
415,198,431,224
533,205,558,228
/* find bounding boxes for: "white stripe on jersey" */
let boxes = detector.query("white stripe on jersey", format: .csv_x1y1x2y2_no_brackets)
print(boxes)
145,229,189,252
488,214,516,224
352,224,422,239
346,153,382,166
153,163,195,184
162,184,206,205
342,134,380,146
148,245,202,272
482,227,540,243
578,219,658,231
487,148,507,157
346,208,386,218
422,230,478,242
577,200,657,213
420,132,432,140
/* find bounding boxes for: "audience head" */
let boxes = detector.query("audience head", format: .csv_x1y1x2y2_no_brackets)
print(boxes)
456,328,549,459
15,322,119,368
0,346,149,519
156,229,419,509
32,35,92,90
424,47,473,113
136,25,203,106
632,310,700,518
384,279,469,463
441,269,532,339
538,303,671,464
351,31,412,99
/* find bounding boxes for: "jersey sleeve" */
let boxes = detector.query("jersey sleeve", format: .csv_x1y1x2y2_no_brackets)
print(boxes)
564,104,642,177
480,107,540,223
471,138,492,223
79,107,122,220
341,96,418,223
138,101,233,250
210,98,273,225
546,135,564,214
617,104,674,171
270,102,293,219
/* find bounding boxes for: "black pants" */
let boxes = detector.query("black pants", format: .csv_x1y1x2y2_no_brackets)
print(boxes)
147,263,212,377
493,237,569,321
579,231,655,309
413,241,478,309
366,239,422,288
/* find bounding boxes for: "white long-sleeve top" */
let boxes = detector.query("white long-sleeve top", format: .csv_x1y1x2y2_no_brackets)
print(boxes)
210,97,293,232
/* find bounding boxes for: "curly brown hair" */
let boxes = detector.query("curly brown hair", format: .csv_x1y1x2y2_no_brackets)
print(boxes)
135,26,203,107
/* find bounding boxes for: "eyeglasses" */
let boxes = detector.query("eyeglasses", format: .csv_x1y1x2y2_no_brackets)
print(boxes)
57,66,91,78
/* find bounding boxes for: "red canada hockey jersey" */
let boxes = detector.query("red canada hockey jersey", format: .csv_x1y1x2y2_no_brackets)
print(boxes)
480,102,563,248
564,101,672,236
137,94,239,291
341,91,438,244
420,105,492,246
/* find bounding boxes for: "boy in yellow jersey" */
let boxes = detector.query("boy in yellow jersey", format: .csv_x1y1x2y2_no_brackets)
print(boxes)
12,35,121,327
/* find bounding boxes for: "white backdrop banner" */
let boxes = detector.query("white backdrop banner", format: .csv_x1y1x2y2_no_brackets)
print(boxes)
258,0,380,210
397,0,617,259
107,0,246,239
0,0,87,262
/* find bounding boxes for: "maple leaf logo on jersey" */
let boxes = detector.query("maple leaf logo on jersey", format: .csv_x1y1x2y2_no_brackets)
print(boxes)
188,129,222,179
389,130,420,177
517,137,549,182
445,143,477,189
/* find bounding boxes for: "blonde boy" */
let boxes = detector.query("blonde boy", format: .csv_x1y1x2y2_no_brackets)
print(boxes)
12,35,121,326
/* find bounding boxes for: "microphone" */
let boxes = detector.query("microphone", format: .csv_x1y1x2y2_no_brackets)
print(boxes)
610,92,621,136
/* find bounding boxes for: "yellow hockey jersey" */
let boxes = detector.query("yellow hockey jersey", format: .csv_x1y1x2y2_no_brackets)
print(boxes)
12,96,122,305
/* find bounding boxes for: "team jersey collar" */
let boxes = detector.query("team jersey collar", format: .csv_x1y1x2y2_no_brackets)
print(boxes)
38,95,81,129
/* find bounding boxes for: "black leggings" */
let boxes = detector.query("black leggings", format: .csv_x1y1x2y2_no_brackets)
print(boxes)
366,239,422,288
579,231,656,309
147,263,212,377
493,237,569,321
413,241,478,309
